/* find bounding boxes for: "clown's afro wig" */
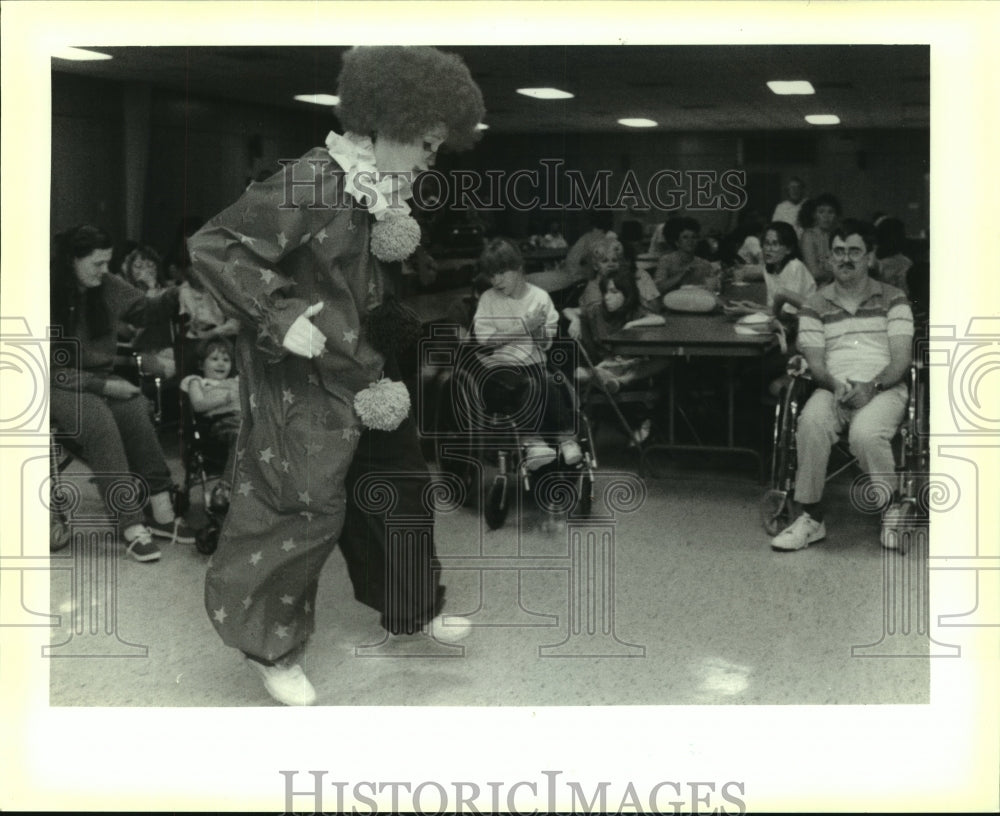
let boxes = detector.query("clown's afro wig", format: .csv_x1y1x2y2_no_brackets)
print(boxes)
336,46,485,150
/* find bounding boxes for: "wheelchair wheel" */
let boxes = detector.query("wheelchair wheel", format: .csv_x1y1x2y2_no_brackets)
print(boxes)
760,488,794,537
195,524,219,556
484,474,510,530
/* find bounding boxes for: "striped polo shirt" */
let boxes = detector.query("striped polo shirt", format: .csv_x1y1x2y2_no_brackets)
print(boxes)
797,278,913,383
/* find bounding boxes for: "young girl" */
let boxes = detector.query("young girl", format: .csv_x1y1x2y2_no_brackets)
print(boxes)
473,238,583,470
180,338,241,504
579,266,668,395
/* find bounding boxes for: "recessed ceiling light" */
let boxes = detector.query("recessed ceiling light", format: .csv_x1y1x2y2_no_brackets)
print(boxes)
476,123,489,131
516,87,574,100
53,47,112,61
805,114,841,125
767,80,815,95
294,93,340,106
618,118,657,128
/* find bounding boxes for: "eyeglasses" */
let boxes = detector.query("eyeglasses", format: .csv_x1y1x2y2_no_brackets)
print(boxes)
831,246,867,260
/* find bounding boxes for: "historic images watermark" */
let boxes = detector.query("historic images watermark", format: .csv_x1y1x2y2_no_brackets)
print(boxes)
279,769,748,815
277,161,749,213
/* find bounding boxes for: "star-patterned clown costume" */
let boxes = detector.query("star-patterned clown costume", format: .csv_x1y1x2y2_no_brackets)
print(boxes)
189,147,443,663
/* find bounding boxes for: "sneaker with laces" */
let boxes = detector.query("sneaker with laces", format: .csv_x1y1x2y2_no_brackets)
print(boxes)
246,658,317,706
771,512,826,551
880,503,915,551
124,526,161,562
559,439,583,466
523,438,557,471
424,614,472,643
147,516,197,545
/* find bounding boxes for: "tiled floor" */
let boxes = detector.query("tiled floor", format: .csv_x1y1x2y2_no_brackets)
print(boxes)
46,427,931,708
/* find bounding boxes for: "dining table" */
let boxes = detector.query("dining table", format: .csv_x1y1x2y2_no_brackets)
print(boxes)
604,287,779,479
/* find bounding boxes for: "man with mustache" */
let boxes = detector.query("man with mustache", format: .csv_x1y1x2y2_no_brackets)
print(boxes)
771,219,914,552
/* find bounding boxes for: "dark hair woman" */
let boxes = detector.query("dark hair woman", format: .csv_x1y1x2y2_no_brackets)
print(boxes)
727,221,817,317
798,192,842,285
654,216,717,294
50,224,194,563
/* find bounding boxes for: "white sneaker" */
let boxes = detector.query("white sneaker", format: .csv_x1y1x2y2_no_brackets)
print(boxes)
880,503,914,551
424,614,472,643
523,438,557,471
247,659,317,706
771,512,826,551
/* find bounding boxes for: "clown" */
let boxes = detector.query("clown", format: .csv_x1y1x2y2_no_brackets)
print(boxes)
189,46,485,706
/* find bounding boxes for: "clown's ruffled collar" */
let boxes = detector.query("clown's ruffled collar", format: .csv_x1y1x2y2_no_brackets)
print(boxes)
325,131,422,263
325,131,413,221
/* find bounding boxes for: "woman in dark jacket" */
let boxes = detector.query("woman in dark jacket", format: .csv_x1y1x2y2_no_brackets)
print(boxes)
50,224,195,562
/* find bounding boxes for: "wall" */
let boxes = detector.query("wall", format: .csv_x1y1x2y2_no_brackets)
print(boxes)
51,71,930,258
449,129,929,244
51,73,125,238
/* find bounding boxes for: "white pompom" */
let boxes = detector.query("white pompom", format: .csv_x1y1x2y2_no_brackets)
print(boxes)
353,377,411,431
370,215,421,263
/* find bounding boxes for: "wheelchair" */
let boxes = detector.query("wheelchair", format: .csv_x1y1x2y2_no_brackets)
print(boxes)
573,341,665,460
174,391,233,555
759,353,928,552
425,331,597,530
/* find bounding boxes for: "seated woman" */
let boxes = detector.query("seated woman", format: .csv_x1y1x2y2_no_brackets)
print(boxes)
871,216,912,296
725,221,817,317
472,238,583,471
798,193,841,286
578,266,669,396
119,243,177,380
653,216,719,295
49,224,197,563
180,337,242,509
725,222,819,398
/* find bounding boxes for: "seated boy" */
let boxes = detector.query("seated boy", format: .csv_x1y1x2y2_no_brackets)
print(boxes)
179,338,242,508
472,238,582,471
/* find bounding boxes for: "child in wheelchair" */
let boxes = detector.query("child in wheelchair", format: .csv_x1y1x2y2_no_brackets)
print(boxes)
472,237,582,471
576,265,669,446
179,338,241,511
577,265,668,394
